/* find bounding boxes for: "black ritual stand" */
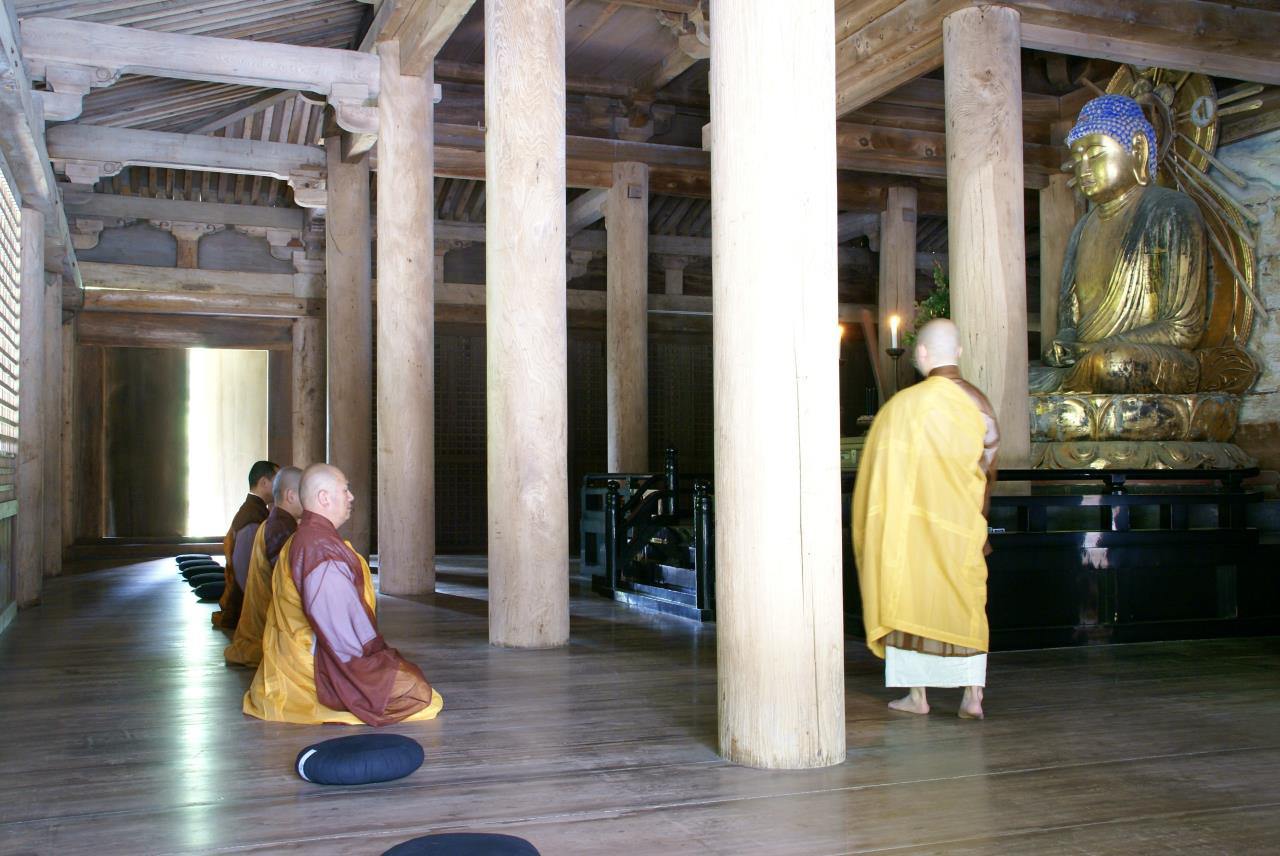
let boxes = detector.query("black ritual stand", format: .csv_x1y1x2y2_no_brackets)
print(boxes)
584,453,1280,645
842,467,1280,649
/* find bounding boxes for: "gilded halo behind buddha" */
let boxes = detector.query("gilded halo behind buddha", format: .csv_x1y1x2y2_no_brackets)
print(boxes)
1031,67,1262,469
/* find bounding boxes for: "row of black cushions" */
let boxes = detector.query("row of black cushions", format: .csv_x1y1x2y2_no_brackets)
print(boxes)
177,555,224,602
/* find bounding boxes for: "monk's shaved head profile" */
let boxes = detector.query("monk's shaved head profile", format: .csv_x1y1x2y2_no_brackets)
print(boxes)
272,466,304,519
914,318,962,375
272,466,303,503
300,463,354,528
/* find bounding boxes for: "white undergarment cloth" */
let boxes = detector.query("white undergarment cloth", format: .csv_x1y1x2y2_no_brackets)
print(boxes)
885,645,987,688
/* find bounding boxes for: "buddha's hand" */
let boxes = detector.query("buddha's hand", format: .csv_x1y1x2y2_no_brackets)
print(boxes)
1044,330,1089,366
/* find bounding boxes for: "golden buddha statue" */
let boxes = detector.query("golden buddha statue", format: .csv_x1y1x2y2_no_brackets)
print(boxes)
1031,95,1208,395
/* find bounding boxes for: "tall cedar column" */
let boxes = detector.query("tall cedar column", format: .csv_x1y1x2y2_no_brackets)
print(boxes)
877,186,918,401
292,316,325,469
485,0,569,648
267,350,293,467
1039,120,1079,346
41,272,62,577
324,137,373,552
60,319,75,552
16,207,45,607
606,161,649,473
710,1,846,769
375,40,436,595
944,4,1031,467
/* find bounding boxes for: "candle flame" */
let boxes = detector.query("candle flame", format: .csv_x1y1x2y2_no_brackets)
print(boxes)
889,315,900,332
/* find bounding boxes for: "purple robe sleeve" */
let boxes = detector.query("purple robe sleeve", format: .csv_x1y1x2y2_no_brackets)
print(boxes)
301,559,378,662
232,523,259,590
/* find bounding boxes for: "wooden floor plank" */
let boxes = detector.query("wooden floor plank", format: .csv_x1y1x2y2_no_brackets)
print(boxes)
1,558,1277,855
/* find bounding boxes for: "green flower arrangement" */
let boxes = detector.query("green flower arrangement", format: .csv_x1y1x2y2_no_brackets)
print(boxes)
903,260,948,347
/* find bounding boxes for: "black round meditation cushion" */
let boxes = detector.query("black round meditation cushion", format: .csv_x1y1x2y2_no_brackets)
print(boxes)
187,572,225,588
176,553,212,562
194,581,224,601
295,734,424,786
179,565,221,577
382,834,541,855
177,557,220,568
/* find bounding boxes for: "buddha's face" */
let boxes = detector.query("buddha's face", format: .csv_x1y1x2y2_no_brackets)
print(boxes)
1070,132,1147,203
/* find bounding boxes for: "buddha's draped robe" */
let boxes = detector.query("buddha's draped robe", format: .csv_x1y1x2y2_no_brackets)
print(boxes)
212,494,269,630
243,511,442,726
1032,185,1207,394
853,367,999,660
224,506,296,667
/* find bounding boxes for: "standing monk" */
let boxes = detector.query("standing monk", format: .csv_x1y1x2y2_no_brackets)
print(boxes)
225,466,303,667
244,463,442,726
853,319,999,720
213,460,278,630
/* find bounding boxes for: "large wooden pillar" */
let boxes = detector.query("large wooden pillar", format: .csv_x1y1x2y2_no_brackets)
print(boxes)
943,4,1031,467
710,1,846,769
267,350,292,466
878,186,918,401
16,207,45,607
41,272,62,577
291,316,325,469
324,136,373,552
60,319,75,552
375,40,436,596
74,344,106,541
606,161,649,473
1039,120,1079,347
485,0,569,648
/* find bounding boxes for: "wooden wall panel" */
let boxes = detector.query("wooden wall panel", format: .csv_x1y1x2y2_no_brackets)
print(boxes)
103,348,189,537
73,345,106,541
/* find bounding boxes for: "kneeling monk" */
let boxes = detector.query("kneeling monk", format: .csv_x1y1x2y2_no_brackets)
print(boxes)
213,460,278,630
244,463,442,726
225,466,303,667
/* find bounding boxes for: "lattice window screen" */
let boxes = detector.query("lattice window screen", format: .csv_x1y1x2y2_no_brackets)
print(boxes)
0,168,21,501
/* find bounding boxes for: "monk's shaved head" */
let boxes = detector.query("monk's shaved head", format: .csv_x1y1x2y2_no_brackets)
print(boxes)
914,318,962,374
300,463,343,510
300,463,354,528
273,466,303,503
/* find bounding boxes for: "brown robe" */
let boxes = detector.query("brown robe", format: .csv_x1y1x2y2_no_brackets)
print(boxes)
212,493,269,630
290,511,434,726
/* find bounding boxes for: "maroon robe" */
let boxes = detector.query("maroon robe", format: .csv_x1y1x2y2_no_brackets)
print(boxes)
290,511,434,726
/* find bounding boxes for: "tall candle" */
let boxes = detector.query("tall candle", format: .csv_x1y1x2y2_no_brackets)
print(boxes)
889,314,900,349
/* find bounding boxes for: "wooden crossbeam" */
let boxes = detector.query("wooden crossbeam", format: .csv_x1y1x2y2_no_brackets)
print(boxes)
21,18,380,95
62,192,305,232
567,189,609,237
46,124,326,186
20,18,379,134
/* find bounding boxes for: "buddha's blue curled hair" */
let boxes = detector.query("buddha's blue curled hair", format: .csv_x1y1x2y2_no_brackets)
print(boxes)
1066,94,1158,177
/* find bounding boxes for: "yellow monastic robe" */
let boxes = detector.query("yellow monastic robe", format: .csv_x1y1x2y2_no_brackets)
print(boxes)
853,375,990,658
243,536,444,725
223,523,275,668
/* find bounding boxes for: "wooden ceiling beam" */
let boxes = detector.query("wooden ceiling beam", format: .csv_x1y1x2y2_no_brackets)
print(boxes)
567,189,609,237
62,191,305,232
20,17,380,135
1016,0,1280,85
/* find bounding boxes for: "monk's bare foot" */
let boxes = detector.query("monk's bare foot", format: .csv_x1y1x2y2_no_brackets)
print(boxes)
958,686,984,720
888,687,929,715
